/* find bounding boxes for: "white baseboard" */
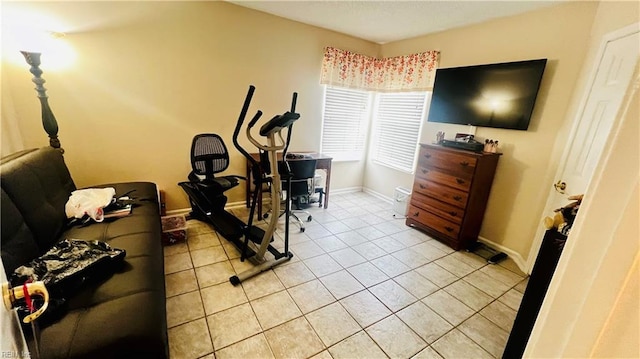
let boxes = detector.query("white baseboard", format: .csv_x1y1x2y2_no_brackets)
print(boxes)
171,187,368,215
165,199,263,217
165,208,191,216
330,186,363,195
363,187,393,203
225,199,253,209
478,236,528,274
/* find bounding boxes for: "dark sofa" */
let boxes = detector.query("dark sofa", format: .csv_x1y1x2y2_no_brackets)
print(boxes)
1,147,168,359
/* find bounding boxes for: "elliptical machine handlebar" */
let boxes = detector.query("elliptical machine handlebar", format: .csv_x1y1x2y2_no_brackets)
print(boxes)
233,85,260,169
281,93,298,158
232,85,300,158
248,111,263,129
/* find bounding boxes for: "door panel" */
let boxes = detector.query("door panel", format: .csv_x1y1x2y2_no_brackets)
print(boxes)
530,28,639,273
559,32,639,197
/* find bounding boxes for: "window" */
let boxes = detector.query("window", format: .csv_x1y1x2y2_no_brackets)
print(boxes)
370,92,428,173
320,87,372,161
319,87,428,171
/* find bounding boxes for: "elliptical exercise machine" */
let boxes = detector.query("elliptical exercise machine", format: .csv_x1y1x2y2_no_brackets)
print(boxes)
179,85,298,285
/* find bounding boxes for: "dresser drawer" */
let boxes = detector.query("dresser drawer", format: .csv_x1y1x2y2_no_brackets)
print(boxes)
415,166,472,192
418,147,477,178
412,177,469,209
410,192,464,224
408,205,460,239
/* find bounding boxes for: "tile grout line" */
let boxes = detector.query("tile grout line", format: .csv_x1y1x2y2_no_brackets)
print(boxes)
188,229,216,359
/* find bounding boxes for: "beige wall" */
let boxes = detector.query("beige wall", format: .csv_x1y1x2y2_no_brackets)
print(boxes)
370,2,600,262
591,253,640,358
1,1,377,210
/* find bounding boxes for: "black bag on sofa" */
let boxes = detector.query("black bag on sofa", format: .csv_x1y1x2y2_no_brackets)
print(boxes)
10,239,126,324
11,239,126,296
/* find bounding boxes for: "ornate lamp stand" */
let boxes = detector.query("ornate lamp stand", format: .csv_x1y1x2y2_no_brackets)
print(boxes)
20,51,62,152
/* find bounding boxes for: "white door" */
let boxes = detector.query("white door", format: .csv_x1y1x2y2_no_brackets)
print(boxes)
528,25,639,271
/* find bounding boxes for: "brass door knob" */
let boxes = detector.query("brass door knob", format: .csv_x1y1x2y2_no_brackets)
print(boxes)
554,180,567,194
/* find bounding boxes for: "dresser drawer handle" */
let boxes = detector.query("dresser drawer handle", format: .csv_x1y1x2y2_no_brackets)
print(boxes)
456,178,465,185
453,195,463,202
444,226,454,232
419,184,426,189
449,211,458,217
421,169,429,174
424,153,432,159
412,211,420,217
460,161,469,167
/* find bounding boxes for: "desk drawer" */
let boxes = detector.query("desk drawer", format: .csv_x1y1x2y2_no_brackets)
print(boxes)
408,205,460,239
415,166,472,192
412,178,469,209
410,192,464,224
418,147,476,179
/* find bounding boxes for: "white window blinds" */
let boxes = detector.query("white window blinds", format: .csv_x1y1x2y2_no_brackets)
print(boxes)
371,92,428,172
320,87,372,161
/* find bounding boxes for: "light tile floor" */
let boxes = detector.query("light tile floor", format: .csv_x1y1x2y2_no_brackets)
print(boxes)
164,191,528,359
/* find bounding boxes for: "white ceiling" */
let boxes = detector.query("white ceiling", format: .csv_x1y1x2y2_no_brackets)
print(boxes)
229,1,564,44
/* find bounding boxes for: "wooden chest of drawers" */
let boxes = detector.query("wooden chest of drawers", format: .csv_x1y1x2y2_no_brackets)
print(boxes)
406,144,501,250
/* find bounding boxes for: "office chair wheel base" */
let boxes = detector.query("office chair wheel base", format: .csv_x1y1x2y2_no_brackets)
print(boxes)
300,227,305,233
306,215,312,222
263,213,269,219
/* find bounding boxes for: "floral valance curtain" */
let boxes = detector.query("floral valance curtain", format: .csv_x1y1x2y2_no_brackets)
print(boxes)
320,47,440,92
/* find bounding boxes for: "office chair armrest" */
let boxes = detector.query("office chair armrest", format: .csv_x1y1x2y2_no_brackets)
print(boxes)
189,172,246,183
229,175,247,181
188,171,200,183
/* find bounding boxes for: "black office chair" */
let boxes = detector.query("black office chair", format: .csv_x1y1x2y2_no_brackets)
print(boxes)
285,159,317,232
187,134,242,209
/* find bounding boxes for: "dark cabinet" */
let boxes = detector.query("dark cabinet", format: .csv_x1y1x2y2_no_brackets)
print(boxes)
502,230,568,358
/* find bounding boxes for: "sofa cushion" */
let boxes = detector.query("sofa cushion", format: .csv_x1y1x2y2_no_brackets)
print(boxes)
0,147,76,251
33,291,167,359
1,188,40,273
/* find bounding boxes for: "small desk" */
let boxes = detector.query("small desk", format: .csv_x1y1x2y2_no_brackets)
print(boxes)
245,152,333,214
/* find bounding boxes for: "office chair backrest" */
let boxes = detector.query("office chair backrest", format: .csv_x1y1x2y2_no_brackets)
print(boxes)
288,159,317,180
191,134,230,180
287,159,317,198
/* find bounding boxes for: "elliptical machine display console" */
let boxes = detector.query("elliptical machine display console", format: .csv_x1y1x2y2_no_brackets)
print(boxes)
179,85,299,285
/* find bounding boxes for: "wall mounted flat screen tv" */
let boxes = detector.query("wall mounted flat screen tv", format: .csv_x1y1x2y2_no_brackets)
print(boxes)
427,59,547,130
